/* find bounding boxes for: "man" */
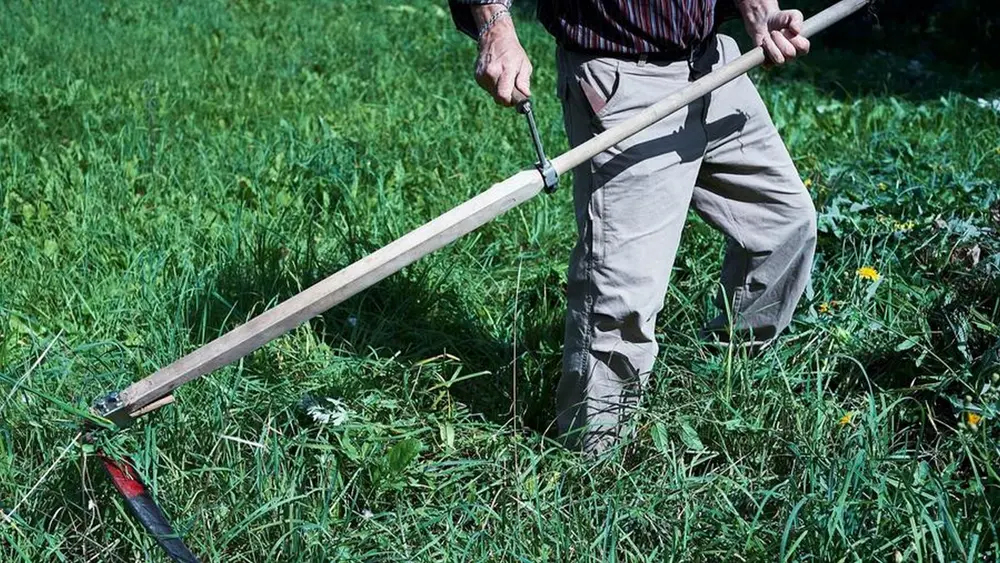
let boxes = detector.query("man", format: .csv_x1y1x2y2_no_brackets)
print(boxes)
449,0,817,455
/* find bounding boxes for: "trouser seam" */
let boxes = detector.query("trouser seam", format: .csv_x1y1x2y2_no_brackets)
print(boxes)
709,37,752,326
577,167,598,401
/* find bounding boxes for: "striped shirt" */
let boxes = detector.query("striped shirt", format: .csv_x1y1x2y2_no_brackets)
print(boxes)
450,1,737,56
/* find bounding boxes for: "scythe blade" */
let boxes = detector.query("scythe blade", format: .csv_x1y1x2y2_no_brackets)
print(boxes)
97,452,200,563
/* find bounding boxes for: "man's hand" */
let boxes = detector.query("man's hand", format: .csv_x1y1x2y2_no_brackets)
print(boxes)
472,5,532,106
737,1,810,65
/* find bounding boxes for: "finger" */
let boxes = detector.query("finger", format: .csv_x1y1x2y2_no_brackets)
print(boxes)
786,33,810,54
474,56,492,90
761,35,784,65
475,69,491,92
786,10,804,34
771,30,797,60
480,60,504,104
495,65,516,106
514,60,532,99
772,9,804,34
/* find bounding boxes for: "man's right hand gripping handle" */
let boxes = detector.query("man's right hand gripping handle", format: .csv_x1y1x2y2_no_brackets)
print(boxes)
466,3,533,106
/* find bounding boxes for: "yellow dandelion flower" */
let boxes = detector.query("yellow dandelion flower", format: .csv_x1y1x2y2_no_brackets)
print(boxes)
839,412,855,426
856,266,881,282
878,182,888,191
818,302,830,314
803,178,813,188
966,412,982,426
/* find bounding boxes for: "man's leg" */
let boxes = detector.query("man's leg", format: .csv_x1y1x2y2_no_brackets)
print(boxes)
691,35,817,346
554,48,706,454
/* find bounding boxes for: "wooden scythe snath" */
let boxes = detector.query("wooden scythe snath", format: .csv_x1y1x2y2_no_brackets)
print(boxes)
93,0,872,430
86,2,872,559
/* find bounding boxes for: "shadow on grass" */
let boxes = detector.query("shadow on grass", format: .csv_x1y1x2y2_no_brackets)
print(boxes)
760,42,1000,102
183,233,565,436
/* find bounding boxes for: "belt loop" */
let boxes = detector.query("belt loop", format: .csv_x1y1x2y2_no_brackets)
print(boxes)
686,46,696,81
687,35,713,82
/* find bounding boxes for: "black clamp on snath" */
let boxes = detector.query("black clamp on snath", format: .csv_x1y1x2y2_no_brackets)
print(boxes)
517,99,559,193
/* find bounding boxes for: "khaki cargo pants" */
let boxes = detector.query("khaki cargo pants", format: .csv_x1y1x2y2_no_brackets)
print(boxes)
555,34,817,454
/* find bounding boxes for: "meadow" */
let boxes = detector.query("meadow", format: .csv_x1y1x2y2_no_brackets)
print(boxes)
2,0,999,560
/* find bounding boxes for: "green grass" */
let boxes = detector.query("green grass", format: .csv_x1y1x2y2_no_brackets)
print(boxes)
2,0,1000,560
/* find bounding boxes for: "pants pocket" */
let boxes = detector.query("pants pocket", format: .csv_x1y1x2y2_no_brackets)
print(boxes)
576,59,625,126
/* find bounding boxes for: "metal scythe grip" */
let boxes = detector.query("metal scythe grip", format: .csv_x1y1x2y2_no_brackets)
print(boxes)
516,99,558,193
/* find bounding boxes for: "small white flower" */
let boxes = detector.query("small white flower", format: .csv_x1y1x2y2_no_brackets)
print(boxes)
815,102,842,114
361,508,374,519
977,98,1000,113
301,396,350,425
347,315,358,327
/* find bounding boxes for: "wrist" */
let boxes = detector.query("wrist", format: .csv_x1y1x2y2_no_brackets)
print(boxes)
737,0,779,29
470,2,511,27
476,8,515,43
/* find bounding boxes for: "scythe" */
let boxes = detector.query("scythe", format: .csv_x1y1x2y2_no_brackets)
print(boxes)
84,2,871,559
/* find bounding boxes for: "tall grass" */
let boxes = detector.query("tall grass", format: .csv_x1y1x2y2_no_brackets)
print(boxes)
2,0,999,560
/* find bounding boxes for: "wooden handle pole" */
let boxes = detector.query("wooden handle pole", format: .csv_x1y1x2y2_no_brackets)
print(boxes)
106,0,869,425
110,170,545,424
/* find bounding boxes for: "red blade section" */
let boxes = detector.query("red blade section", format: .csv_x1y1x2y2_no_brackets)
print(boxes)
98,452,200,563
